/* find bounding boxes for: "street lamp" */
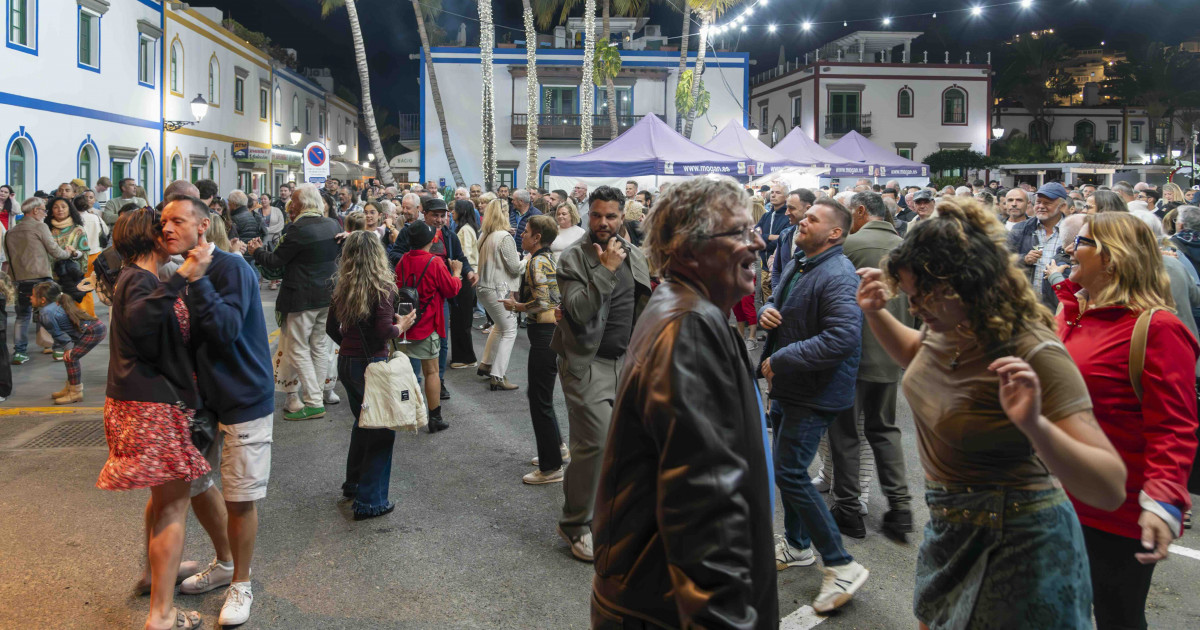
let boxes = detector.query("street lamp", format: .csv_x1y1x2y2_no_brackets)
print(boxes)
289,126,302,145
992,127,1005,140
164,94,209,131
1172,149,1182,159
367,153,375,162
338,142,347,155
1067,144,1078,156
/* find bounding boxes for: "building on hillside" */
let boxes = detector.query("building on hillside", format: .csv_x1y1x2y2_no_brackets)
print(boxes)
749,31,992,167
418,32,749,188
2,0,164,203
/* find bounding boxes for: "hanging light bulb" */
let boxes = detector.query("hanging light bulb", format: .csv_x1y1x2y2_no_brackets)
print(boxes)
802,21,812,31
843,21,848,27
883,17,892,26
932,13,937,18
1020,0,1033,8
741,24,747,32
971,6,982,16
768,24,776,33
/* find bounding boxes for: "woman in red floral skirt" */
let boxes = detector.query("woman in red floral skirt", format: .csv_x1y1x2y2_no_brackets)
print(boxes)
99,208,212,630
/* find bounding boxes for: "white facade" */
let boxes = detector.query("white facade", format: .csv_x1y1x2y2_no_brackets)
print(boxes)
996,105,1154,164
2,0,164,202
750,32,991,167
419,45,749,188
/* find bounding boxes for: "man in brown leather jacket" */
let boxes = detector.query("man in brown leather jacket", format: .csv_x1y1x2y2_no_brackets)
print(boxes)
591,177,778,629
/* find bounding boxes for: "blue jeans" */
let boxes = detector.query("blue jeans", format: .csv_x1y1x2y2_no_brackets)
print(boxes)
13,278,48,354
340,355,397,515
774,401,853,567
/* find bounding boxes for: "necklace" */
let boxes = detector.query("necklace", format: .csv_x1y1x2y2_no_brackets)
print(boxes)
949,326,976,371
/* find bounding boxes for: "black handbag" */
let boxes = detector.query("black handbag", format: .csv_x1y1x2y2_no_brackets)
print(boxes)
162,377,218,453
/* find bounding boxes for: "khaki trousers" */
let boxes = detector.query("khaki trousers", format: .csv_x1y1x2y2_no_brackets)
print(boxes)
277,308,331,408
558,355,621,537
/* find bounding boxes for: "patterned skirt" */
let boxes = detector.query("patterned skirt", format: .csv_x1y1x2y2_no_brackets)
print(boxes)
914,482,1093,630
96,398,211,491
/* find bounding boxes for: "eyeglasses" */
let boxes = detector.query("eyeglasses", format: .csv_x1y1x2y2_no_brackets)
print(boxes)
1074,235,1098,249
705,225,759,245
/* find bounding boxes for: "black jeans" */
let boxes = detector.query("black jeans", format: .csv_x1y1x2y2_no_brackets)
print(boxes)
1082,525,1157,630
526,323,562,471
340,355,397,515
449,281,478,364
0,293,11,397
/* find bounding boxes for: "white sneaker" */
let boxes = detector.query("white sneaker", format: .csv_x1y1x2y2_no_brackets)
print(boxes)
323,389,340,405
556,525,594,562
179,558,234,594
284,393,303,413
813,561,869,613
218,581,253,626
522,467,565,485
812,474,830,493
531,444,571,467
859,498,869,516
775,535,816,570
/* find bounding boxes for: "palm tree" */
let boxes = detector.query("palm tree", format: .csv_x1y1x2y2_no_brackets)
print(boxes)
674,2,692,133
599,1,620,135
533,0,594,151
522,0,540,188
682,1,740,139
410,0,466,187
479,0,497,189
318,0,394,186
993,35,1076,148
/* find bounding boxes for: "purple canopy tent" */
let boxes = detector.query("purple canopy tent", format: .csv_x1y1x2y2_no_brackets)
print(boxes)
770,127,866,176
545,114,746,179
702,120,810,177
826,130,930,178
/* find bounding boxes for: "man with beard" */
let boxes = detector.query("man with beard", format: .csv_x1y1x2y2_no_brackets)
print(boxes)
551,185,652,562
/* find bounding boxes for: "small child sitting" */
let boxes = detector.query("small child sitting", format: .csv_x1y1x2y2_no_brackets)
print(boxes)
32,281,107,404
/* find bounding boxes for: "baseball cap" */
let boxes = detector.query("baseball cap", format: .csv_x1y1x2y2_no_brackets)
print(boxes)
408,220,437,249
422,197,448,214
1036,182,1069,200
913,189,935,202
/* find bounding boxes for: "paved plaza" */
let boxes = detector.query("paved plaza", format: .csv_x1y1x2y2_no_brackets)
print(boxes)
1,300,1199,629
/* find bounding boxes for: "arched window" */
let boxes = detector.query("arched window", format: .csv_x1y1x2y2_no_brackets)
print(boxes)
898,87,914,118
273,86,281,124
942,87,966,125
139,152,152,195
8,141,28,203
78,145,96,187
170,39,183,95
171,154,181,182
208,55,220,106
208,155,218,182
1029,120,1049,144
1074,120,1096,144
292,94,300,129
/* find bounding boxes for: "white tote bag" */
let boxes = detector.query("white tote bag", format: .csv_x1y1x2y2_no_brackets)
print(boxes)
358,352,427,431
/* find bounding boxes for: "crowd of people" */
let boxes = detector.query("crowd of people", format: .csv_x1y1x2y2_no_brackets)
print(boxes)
1,168,1198,629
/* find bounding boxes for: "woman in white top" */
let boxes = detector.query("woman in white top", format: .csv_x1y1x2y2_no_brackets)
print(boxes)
551,201,586,261
476,199,522,382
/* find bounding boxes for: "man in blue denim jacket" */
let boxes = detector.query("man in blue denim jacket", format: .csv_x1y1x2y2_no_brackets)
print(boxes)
757,196,869,614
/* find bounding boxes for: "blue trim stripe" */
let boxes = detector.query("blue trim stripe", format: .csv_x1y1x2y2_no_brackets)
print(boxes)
136,0,162,10
0,91,162,130
431,58,746,68
431,45,748,60
275,67,325,100
76,134,100,182
6,127,38,195
419,49,425,183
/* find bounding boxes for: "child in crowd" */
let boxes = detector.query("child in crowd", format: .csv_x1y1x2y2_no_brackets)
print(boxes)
32,281,106,404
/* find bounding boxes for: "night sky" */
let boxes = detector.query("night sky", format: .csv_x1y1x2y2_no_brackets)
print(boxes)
204,0,1200,144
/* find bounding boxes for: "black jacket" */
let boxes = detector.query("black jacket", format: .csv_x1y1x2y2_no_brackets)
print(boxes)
1006,216,1060,311
230,205,265,242
251,214,341,314
386,222,473,275
592,279,778,630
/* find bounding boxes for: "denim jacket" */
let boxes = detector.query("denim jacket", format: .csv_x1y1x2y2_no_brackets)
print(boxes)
39,302,81,346
759,245,862,413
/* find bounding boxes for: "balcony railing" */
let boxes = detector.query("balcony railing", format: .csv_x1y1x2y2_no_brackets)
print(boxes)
824,112,871,137
512,113,643,142
397,113,420,141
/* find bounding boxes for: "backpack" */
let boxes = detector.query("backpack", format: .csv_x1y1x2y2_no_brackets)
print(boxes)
92,247,124,306
397,255,437,324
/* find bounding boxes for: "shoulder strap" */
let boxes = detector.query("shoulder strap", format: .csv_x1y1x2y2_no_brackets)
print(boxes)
1129,308,1164,403
407,254,437,289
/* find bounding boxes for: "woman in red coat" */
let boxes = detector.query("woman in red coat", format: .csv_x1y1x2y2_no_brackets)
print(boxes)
1052,212,1199,630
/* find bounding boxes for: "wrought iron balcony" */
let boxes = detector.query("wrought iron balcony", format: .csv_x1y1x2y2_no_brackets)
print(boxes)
824,112,872,137
511,113,643,143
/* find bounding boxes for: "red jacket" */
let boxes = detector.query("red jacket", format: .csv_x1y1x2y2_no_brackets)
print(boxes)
396,249,461,341
1055,280,1199,539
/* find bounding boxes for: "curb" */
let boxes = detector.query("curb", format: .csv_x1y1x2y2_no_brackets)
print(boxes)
0,407,105,417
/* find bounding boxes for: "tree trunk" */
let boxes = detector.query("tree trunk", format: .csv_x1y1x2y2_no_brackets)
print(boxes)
683,10,710,139
411,0,465,187
580,0,596,152
344,0,393,186
479,0,496,190
674,7,691,133
602,1,618,137
522,0,539,188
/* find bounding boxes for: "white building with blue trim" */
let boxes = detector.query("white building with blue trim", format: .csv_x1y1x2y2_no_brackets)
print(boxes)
419,28,749,188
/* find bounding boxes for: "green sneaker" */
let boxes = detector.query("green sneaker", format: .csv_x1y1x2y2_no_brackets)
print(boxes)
53,350,65,361
11,353,29,365
284,406,326,421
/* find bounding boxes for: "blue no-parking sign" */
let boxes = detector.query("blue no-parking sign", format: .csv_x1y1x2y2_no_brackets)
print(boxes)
304,142,330,184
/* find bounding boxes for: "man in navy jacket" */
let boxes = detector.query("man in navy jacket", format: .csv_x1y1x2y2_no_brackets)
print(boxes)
757,196,869,614
161,195,274,627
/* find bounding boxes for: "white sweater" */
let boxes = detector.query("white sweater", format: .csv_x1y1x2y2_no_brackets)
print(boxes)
477,230,521,292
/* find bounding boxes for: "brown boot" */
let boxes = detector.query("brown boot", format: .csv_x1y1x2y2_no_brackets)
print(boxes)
51,381,71,399
54,384,83,405
489,376,519,391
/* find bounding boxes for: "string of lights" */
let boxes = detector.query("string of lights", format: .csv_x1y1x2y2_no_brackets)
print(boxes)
704,0,1049,37
479,0,496,187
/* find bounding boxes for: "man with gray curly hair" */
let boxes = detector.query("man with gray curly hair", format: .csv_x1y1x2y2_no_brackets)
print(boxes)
591,175,778,628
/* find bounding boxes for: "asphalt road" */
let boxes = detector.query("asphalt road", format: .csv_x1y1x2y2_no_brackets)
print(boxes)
1,298,1199,629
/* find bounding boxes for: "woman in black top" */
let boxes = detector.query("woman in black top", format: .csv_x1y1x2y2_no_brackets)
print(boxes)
448,199,480,368
326,231,415,520
99,208,211,630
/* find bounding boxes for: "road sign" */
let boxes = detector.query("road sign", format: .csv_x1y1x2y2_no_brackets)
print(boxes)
304,142,330,183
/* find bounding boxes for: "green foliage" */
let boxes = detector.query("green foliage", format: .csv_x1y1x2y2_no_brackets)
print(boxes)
991,131,1122,164
922,149,999,175
675,69,710,120
222,19,296,68
929,175,965,190
593,38,621,87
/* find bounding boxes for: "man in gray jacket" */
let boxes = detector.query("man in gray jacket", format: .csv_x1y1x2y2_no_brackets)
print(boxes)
551,185,652,562
5,197,77,364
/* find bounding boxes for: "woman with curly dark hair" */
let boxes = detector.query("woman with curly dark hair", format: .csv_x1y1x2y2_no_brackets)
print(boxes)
856,196,1126,629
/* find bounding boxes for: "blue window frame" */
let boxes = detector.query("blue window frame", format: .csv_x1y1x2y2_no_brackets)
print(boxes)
137,34,154,88
77,5,100,73
6,0,37,55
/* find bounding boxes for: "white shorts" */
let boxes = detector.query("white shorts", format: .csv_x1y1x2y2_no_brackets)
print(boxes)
189,413,273,502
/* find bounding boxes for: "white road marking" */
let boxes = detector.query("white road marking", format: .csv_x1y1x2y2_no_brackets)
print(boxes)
1169,544,1200,561
780,604,826,629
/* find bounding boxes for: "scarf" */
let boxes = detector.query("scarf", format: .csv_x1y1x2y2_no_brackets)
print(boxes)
51,217,74,230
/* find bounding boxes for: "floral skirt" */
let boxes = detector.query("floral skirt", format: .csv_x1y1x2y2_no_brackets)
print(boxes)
914,482,1092,630
96,398,211,491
